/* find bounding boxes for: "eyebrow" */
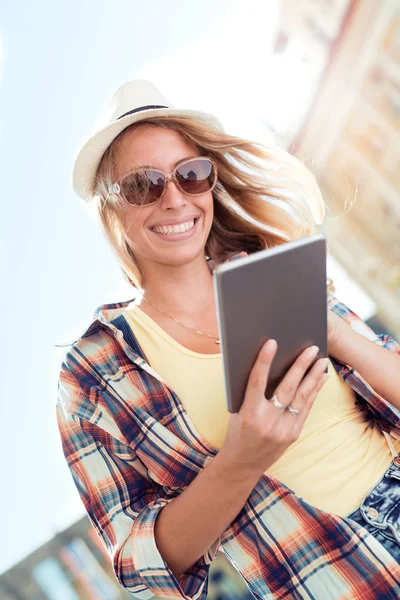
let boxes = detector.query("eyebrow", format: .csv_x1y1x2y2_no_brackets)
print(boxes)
116,156,200,181
134,156,200,170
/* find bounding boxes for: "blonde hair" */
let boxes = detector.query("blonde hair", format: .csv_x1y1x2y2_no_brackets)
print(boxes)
91,116,327,289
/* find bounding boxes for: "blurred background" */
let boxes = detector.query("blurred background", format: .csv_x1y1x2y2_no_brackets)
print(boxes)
1,0,399,598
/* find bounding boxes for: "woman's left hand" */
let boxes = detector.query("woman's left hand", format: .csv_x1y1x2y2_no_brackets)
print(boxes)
207,251,248,273
327,308,344,352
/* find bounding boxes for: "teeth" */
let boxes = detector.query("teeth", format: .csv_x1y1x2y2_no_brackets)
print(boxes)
153,219,195,234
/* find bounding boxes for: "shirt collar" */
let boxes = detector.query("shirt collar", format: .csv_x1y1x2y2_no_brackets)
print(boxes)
64,297,136,346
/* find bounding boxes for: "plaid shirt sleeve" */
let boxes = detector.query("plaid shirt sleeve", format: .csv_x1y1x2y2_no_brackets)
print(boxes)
56,359,219,600
328,293,400,432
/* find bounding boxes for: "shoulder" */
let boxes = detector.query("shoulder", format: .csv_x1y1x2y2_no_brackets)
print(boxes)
56,308,155,426
57,296,140,379
56,318,127,421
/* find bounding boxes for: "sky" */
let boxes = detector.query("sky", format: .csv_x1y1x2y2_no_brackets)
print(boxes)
0,0,376,575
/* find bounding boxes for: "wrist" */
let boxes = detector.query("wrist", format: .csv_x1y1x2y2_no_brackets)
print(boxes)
215,446,263,486
328,316,348,357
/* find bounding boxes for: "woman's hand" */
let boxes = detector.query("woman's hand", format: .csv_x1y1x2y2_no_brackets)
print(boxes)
207,251,248,273
220,304,337,477
220,340,329,478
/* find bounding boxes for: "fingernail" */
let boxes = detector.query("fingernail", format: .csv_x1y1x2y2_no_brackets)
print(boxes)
306,345,319,359
319,358,329,370
265,339,277,352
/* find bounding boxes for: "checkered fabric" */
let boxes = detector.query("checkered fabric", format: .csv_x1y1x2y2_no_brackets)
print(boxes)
56,292,400,599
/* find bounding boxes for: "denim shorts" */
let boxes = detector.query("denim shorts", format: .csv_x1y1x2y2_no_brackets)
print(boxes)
347,459,400,563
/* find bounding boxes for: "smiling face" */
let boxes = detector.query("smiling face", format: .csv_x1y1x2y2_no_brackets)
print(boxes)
113,124,214,284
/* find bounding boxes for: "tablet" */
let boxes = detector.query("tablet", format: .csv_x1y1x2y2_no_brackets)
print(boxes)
213,234,328,413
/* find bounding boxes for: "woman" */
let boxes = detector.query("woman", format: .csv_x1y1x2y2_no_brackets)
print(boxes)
57,80,400,599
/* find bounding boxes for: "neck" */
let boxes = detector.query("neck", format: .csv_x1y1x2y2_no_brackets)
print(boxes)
138,256,216,317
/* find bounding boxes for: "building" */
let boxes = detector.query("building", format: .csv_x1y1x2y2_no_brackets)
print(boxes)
0,515,252,600
276,0,400,337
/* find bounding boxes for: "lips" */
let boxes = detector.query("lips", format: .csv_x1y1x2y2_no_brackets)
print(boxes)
149,216,200,240
152,219,195,234
150,216,200,231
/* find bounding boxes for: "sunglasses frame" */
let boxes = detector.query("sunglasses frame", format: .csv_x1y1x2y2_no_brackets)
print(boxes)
109,156,218,207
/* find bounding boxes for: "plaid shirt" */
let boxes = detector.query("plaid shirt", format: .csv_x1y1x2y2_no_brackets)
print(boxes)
56,292,400,600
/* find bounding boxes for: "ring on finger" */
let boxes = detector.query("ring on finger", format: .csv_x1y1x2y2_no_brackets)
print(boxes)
268,394,286,411
287,405,300,415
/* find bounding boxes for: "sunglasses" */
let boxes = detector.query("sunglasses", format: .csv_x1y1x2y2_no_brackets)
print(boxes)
109,156,218,207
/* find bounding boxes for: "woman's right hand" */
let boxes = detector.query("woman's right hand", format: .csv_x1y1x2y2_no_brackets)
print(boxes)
220,340,330,478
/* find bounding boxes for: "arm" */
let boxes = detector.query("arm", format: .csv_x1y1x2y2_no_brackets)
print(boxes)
328,311,400,408
327,294,400,409
57,364,217,600
56,363,258,599
154,447,260,580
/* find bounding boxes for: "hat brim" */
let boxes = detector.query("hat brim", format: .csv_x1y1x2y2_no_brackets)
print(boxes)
72,107,224,201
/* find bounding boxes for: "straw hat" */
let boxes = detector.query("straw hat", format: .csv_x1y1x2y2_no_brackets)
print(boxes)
72,79,224,201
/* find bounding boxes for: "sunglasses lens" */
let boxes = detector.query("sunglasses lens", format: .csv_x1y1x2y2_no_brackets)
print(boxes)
121,170,165,206
176,159,216,195
119,159,216,205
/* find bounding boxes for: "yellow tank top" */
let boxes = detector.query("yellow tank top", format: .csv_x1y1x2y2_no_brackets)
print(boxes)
124,303,398,517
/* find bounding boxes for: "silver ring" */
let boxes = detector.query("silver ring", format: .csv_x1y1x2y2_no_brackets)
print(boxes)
268,394,286,411
287,405,300,415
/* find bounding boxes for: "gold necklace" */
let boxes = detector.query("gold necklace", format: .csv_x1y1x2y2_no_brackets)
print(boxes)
140,294,220,344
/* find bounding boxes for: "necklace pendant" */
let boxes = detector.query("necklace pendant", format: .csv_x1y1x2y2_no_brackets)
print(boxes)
215,339,221,345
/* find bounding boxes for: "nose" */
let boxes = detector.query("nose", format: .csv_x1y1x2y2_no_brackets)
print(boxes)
159,178,187,210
